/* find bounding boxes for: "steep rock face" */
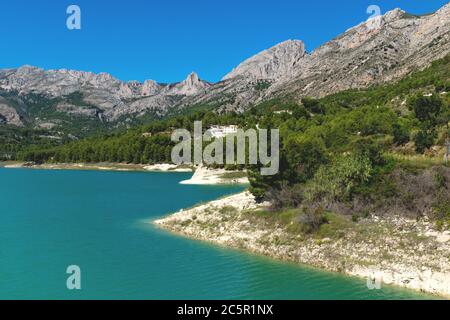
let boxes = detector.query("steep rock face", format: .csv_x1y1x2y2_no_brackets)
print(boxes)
0,97,23,126
222,40,307,81
140,80,161,96
119,80,163,98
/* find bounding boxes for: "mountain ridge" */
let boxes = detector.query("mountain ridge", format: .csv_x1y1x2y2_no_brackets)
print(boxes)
0,3,449,131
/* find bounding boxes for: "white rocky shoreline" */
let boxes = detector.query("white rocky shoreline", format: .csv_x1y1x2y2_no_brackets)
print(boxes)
0,161,192,172
180,165,249,185
0,162,249,185
154,191,450,299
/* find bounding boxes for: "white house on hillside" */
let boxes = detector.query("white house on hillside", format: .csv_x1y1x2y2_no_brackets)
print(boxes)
208,125,239,138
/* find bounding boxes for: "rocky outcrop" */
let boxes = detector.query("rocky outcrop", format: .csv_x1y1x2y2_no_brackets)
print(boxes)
56,103,100,118
0,96,23,126
166,72,210,96
222,40,307,81
140,80,161,96
0,103,23,126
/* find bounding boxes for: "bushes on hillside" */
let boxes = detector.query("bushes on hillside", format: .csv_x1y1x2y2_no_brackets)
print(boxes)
301,97,325,114
304,153,373,203
266,183,304,211
283,135,328,183
407,94,448,153
408,94,445,125
393,121,411,145
414,129,437,154
297,205,329,234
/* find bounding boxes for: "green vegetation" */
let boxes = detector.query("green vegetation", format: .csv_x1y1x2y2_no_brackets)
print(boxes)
0,90,120,160
2,55,449,230
304,153,373,203
254,80,272,91
220,171,248,180
247,55,449,230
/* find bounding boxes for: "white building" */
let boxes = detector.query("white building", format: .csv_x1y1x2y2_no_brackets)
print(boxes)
274,110,292,115
208,125,239,138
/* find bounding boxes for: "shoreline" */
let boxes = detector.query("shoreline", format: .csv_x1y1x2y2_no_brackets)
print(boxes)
154,191,450,299
0,162,250,185
0,161,193,172
180,165,249,185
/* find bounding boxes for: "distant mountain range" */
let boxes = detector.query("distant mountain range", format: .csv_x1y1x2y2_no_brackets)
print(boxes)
0,3,449,135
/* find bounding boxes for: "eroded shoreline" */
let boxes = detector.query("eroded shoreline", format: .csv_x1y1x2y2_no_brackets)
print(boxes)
154,191,450,298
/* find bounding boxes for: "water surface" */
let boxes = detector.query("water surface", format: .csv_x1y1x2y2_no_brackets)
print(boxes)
0,168,434,299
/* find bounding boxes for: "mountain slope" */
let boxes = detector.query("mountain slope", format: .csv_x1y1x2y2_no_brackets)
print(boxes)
0,3,449,134
174,3,450,113
271,5,450,99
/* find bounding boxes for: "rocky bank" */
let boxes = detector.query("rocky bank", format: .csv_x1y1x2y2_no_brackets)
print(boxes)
154,191,450,298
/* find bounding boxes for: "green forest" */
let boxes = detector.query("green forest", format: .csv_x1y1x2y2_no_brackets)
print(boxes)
15,55,449,163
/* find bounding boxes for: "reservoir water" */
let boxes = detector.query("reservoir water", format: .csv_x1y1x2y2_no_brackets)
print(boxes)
0,168,433,299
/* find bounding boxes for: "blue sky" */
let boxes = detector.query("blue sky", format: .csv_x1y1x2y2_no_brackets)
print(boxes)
0,0,447,83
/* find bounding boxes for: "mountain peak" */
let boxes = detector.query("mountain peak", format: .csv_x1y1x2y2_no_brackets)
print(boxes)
276,39,305,47
167,72,210,96
383,7,406,21
185,72,200,84
222,39,307,81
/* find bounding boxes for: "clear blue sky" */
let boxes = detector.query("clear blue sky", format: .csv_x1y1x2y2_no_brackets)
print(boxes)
0,0,447,83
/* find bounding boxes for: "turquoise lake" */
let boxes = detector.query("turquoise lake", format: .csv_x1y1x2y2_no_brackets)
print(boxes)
0,168,434,299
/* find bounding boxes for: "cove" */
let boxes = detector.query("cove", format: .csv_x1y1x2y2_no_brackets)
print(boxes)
0,168,435,299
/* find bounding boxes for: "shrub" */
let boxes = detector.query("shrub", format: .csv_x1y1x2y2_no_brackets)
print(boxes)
435,169,447,189
292,105,310,120
248,184,269,203
305,153,373,203
360,107,396,136
352,138,385,166
284,135,328,183
301,97,325,114
433,192,450,231
297,205,329,234
266,183,304,211
414,129,436,153
408,94,444,125
393,122,410,145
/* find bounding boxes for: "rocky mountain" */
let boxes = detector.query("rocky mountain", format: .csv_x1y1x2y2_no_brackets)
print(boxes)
0,66,210,122
222,40,308,81
269,5,450,99
0,3,449,133
191,4,450,112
